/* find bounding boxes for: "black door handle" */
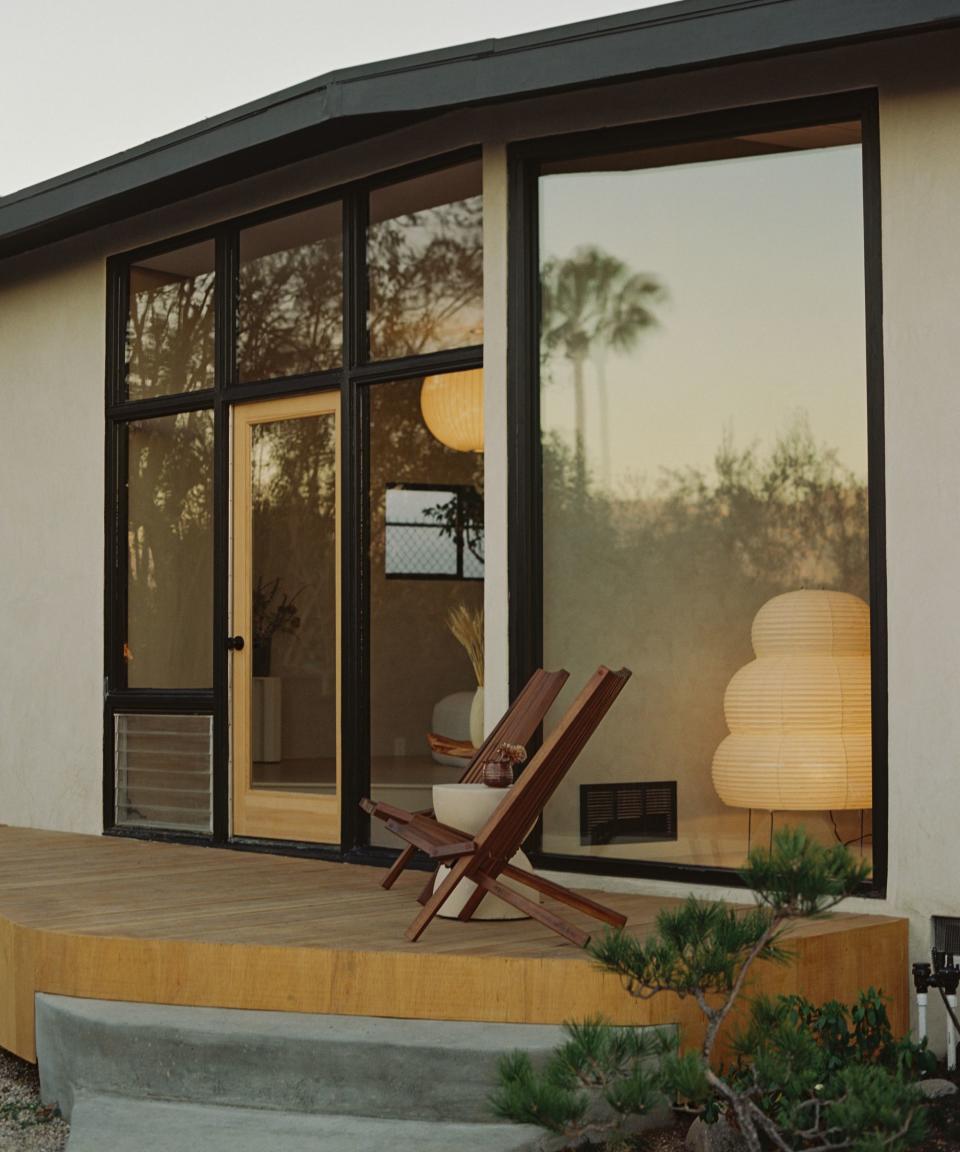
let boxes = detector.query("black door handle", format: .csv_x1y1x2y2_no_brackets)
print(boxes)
226,635,245,651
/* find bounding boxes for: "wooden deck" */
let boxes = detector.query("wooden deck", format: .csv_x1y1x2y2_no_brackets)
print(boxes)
0,826,907,1062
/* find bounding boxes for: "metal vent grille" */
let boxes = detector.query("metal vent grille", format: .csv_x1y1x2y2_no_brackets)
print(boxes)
933,916,960,957
115,713,213,834
580,781,677,846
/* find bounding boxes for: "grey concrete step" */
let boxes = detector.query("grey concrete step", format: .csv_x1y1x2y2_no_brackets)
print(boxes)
67,1093,539,1152
37,995,565,1125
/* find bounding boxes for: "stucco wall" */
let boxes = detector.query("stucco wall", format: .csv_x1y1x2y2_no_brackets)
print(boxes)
1,26,959,1039
0,246,106,833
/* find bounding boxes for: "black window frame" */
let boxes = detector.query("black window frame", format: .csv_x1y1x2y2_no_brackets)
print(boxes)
103,147,483,864
506,91,888,896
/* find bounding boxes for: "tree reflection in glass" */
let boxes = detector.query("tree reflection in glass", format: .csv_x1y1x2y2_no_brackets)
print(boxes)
367,162,483,360
125,410,214,687
538,124,872,867
238,202,343,383
126,241,215,400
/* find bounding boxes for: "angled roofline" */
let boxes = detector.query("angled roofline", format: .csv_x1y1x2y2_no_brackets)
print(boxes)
3,0,960,259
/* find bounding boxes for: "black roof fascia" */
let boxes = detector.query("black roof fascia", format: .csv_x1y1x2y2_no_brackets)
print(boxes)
2,0,960,260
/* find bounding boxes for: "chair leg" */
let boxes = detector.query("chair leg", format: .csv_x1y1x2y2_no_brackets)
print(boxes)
382,844,416,890
417,867,438,905
405,858,472,942
500,863,627,928
474,872,590,948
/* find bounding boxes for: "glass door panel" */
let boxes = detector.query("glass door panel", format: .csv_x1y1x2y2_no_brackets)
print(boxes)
231,393,340,843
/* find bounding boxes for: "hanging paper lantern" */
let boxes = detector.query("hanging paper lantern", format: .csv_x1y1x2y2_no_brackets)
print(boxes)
420,369,484,452
711,590,872,811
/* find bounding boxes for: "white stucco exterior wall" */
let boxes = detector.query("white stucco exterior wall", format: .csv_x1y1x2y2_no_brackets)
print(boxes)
0,246,106,833
0,28,959,1040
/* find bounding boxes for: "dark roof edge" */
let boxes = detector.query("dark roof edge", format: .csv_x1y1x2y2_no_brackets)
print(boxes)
3,0,960,258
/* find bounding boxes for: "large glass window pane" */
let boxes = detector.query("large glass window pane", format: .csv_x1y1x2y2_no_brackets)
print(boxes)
248,411,338,793
238,202,343,383
367,162,483,360
125,410,214,687
538,123,872,870
368,377,484,845
125,240,215,400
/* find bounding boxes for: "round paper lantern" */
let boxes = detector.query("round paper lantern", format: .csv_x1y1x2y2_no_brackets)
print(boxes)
420,369,484,452
712,590,871,811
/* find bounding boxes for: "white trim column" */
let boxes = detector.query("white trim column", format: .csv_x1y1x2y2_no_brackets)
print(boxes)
482,142,510,731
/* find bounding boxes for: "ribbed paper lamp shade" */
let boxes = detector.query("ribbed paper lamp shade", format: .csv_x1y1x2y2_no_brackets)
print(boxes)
712,590,872,811
420,369,484,452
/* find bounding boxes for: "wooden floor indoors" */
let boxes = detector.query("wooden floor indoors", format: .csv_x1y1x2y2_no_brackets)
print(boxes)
0,826,907,1063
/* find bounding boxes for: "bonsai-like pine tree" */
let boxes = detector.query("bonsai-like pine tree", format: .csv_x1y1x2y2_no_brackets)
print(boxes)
493,829,929,1152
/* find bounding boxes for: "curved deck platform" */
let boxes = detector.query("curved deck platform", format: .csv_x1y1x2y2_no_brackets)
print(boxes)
0,826,907,1062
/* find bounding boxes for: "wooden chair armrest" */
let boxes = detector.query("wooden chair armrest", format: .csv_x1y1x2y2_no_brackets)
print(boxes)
360,798,417,825
384,818,476,861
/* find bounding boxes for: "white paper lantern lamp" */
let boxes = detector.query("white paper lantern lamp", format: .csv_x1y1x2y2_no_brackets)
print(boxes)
420,369,484,452
712,589,872,811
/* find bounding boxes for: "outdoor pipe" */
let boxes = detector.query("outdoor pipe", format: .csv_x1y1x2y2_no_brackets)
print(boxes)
913,961,932,1046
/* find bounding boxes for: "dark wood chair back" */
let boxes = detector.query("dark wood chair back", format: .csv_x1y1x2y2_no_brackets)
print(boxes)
470,666,631,868
459,668,569,784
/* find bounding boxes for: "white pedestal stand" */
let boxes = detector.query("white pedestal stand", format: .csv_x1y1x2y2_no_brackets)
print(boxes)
431,783,539,920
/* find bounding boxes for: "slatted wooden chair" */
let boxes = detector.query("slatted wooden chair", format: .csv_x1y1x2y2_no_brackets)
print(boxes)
360,667,569,893
380,666,632,947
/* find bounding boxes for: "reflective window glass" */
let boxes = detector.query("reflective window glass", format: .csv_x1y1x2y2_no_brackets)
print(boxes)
538,122,872,870
126,241,215,400
238,202,343,382
367,162,483,359
125,410,214,687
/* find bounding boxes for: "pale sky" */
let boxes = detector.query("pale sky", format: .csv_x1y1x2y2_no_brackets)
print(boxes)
1,0,663,197
541,143,869,483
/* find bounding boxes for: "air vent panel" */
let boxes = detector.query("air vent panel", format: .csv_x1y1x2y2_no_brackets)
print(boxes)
580,781,677,846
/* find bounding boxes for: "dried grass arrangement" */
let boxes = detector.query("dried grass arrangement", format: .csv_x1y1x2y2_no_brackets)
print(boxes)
448,604,484,687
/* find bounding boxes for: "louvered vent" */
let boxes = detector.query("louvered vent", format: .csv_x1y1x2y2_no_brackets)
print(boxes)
580,781,677,846
115,713,213,834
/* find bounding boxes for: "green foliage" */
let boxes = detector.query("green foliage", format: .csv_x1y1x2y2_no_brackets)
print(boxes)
742,826,871,919
493,831,930,1152
492,1051,587,1134
491,1018,671,1141
590,899,789,1000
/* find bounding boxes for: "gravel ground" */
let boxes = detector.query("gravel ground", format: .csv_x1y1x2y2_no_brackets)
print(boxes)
0,1048,68,1152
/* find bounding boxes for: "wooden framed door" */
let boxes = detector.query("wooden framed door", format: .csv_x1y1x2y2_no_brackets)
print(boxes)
231,392,340,843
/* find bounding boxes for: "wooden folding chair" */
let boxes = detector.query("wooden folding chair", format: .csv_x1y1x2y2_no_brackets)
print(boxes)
381,666,632,947
360,667,569,893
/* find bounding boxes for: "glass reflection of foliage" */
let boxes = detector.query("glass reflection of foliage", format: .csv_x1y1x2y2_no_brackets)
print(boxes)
423,485,484,567
543,415,868,605
541,245,663,488
367,195,483,360
126,255,215,400
541,417,869,860
238,216,343,383
126,411,214,687
251,415,337,676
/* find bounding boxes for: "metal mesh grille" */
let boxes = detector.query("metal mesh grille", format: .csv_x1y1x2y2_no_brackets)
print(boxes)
115,713,213,834
386,523,458,575
385,485,483,579
580,781,677,846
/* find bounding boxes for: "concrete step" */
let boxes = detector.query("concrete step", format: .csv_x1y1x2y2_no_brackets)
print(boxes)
37,995,565,1125
67,1093,539,1152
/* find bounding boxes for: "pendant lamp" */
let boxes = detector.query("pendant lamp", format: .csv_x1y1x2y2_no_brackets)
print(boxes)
712,589,871,811
420,369,484,452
